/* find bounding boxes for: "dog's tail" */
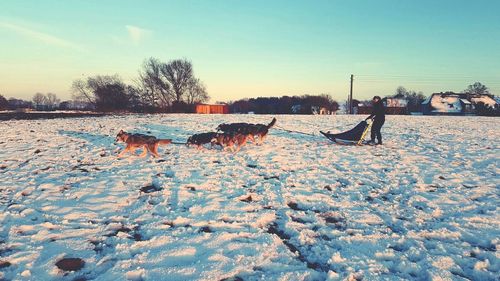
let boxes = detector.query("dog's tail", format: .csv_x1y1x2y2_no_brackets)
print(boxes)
266,117,277,129
158,139,172,145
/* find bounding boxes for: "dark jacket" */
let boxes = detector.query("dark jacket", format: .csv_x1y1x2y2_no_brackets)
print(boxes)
367,101,385,121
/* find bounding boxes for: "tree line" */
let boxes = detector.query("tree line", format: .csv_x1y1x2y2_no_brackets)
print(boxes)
1,77,497,115
71,57,209,112
0,57,209,112
228,94,340,114
390,86,426,113
32,93,61,110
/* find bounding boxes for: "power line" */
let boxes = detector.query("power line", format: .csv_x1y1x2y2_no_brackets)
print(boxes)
356,80,500,85
356,77,500,82
346,74,499,103
357,74,500,79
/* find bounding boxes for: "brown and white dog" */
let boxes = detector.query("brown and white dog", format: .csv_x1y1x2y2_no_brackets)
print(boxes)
115,130,171,157
213,132,250,152
186,131,249,152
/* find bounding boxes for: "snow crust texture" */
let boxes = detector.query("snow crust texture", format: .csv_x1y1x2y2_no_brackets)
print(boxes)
0,115,499,281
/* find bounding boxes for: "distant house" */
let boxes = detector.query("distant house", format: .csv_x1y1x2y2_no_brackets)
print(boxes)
311,106,334,115
421,92,497,115
384,98,408,115
470,95,497,109
355,98,407,115
195,104,229,114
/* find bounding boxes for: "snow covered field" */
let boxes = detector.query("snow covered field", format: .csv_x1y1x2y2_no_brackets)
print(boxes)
0,114,498,281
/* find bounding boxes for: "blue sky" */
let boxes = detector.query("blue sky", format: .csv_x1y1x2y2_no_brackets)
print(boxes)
1,0,499,102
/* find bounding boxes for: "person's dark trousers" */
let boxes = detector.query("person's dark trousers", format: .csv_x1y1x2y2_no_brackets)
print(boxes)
370,118,385,144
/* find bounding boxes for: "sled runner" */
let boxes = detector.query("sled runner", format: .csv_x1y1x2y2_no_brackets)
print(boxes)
320,120,372,145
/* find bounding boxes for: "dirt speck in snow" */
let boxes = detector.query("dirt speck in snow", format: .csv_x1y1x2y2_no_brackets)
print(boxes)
55,258,85,272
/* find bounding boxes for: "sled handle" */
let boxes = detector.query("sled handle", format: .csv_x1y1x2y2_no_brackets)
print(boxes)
357,121,373,145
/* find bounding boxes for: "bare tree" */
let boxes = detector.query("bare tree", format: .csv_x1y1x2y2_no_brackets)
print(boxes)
135,78,157,107
161,59,193,103
87,75,123,93
70,74,132,112
71,79,95,104
32,93,47,108
87,75,129,111
45,93,60,109
186,78,209,104
125,85,143,111
138,58,173,109
137,57,209,109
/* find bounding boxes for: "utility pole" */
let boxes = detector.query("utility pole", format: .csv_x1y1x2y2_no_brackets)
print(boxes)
349,74,354,114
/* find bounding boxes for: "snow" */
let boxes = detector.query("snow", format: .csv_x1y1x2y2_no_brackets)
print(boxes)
471,96,497,108
430,95,463,113
0,114,499,280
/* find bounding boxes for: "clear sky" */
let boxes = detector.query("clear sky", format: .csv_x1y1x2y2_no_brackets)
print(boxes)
1,0,499,102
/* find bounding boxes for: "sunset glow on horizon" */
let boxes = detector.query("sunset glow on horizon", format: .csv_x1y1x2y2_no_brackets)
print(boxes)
1,0,499,102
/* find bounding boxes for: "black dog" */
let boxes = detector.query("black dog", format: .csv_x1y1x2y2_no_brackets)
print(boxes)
186,132,218,148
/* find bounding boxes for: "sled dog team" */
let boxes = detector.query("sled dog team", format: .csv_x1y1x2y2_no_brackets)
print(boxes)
116,96,386,157
116,118,277,157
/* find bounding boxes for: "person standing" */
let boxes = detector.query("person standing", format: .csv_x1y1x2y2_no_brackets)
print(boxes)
365,96,385,145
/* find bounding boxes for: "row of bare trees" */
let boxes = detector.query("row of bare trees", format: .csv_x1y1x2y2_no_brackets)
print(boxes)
71,75,131,111
32,93,61,110
71,58,209,112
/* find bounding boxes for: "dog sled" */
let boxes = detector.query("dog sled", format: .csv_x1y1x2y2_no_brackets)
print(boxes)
320,120,372,145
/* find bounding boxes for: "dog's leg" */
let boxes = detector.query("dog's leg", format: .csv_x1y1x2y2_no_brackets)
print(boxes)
150,143,160,158
118,146,130,157
117,149,126,157
237,137,247,152
259,135,266,145
234,144,241,153
230,141,239,153
138,145,148,158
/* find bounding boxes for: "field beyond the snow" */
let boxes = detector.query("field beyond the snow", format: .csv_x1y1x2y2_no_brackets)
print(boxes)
0,114,499,281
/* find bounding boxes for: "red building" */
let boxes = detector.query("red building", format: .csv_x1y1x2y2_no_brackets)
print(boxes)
195,104,229,114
